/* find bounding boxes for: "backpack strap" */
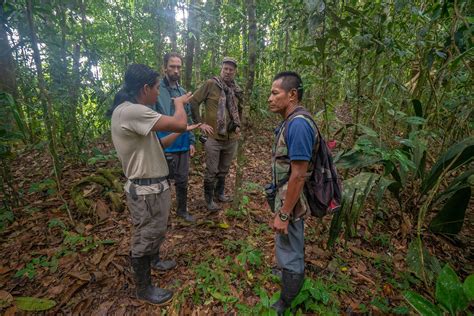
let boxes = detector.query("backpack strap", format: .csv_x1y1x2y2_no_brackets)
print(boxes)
274,106,319,190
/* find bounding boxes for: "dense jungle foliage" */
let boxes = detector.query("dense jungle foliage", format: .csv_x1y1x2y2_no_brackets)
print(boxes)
0,0,473,314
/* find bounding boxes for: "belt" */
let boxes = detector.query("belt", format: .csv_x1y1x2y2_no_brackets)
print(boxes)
130,177,167,186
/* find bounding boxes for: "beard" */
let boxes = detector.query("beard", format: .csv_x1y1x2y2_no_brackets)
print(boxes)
168,74,180,82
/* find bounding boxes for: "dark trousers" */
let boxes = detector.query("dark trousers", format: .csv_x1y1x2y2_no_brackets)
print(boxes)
275,219,305,274
204,138,238,183
167,151,190,212
166,151,190,189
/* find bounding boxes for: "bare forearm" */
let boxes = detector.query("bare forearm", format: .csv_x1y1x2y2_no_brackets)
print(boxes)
280,173,306,215
280,161,309,215
161,133,181,148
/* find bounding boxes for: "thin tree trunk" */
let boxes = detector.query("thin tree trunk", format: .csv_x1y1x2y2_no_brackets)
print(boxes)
168,0,178,51
26,0,61,177
232,0,256,212
184,0,197,89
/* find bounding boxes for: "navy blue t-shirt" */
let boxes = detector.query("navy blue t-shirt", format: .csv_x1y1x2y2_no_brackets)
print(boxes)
285,117,316,161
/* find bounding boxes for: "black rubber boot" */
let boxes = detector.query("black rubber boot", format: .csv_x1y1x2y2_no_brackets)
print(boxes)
131,256,173,305
176,186,195,223
150,251,177,271
214,177,233,202
204,180,221,211
271,269,305,315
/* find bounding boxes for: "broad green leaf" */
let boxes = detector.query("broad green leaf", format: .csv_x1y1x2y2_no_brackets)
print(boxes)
404,116,426,125
433,169,474,205
335,150,381,169
463,275,474,301
435,264,468,314
403,291,442,316
327,198,345,248
356,124,379,138
406,239,441,284
374,176,398,211
421,137,474,194
429,186,471,235
14,297,56,311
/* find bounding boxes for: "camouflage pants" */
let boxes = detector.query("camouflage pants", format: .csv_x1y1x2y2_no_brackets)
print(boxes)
204,137,238,182
126,189,171,258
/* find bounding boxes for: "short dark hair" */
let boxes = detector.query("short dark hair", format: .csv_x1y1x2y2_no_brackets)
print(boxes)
163,52,183,67
273,71,303,101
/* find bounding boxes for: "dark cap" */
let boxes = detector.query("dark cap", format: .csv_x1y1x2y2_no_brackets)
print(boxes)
222,57,237,67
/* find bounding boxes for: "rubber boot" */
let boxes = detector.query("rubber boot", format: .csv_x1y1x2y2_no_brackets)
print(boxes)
131,256,173,305
150,251,177,271
271,269,305,315
214,177,233,202
176,186,195,223
204,180,221,212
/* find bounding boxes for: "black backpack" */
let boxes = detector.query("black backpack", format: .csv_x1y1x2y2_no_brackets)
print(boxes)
282,107,342,218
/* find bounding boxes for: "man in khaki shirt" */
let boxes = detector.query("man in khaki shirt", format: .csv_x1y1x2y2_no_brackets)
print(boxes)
189,57,243,211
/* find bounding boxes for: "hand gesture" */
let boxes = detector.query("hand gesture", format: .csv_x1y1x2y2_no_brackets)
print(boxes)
174,92,192,107
186,123,202,131
199,123,214,136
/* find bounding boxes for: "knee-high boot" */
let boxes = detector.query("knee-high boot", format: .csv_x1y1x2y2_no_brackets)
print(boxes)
271,269,305,315
131,256,173,305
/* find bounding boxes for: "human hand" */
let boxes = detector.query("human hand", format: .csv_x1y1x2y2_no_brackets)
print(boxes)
199,123,214,135
186,123,202,131
174,92,192,107
189,144,196,157
270,213,289,235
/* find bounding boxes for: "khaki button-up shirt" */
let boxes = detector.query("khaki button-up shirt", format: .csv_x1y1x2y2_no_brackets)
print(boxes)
189,79,242,141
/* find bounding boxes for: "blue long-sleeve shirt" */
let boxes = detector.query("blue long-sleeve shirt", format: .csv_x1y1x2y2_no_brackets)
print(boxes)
155,78,195,153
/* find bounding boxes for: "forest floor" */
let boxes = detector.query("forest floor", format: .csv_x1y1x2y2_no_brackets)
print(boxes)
1,118,473,315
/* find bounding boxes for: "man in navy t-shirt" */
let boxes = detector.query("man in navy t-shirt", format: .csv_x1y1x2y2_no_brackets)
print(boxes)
268,71,317,314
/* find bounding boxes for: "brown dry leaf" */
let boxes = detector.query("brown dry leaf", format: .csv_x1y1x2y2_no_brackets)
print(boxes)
401,213,412,240
91,246,104,265
95,199,110,220
72,297,93,314
0,290,13,308
3,305,17,316
99,250,116,271
383,283,394,297
0,266,11,274
47,284,65,296
59,280,87,307
68,270,91,282
91,300,116,316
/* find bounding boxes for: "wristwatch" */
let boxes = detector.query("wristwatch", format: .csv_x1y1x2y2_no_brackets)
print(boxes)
278,212,289,222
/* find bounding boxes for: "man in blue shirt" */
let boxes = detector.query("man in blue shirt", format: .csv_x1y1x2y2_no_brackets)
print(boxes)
156,52,197,223
268,71,317,315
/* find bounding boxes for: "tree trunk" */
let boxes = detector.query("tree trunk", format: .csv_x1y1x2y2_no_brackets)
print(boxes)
26,0,61,177
232,0,257,212
168,0,178,51
184,0,198,89
0,8,17,97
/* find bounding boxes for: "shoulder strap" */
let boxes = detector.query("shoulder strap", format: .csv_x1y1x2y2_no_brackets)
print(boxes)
282,107,319,143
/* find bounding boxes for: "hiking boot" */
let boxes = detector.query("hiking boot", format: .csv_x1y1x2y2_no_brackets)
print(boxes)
131,256,173,305
150,252,177,271
176,186,195,223
215,177,233,202
204,180,221,212
271,269,304,315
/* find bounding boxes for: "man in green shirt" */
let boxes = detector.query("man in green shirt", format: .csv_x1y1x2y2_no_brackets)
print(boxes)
189,57,243,211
